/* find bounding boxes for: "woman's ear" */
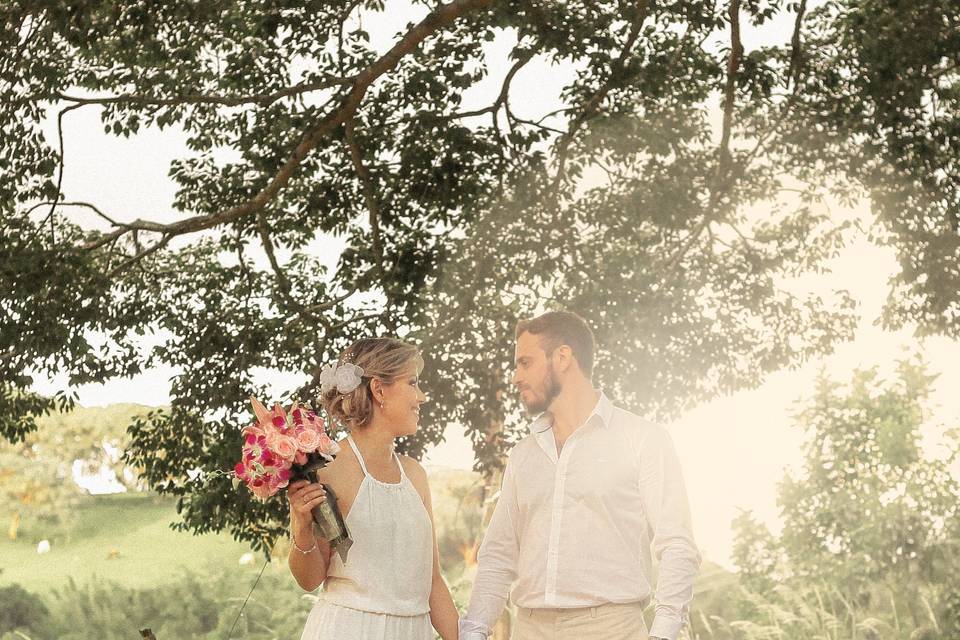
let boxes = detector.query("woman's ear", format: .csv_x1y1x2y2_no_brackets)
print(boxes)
369,377,383,404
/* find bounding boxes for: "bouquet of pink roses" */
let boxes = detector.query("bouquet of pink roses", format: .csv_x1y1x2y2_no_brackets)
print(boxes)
235,397,352,561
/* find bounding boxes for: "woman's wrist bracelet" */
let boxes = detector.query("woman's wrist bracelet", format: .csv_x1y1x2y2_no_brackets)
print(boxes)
291,535,318,554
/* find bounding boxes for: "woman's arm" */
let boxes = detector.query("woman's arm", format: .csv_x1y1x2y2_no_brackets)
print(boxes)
286,480,334,591
428,531,460,640
406,458,459,640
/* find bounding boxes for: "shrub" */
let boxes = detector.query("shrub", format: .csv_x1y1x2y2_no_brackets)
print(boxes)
0,585,51,638
45,563,312,640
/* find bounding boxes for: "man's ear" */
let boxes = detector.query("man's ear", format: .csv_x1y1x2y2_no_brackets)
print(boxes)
554,345,574,373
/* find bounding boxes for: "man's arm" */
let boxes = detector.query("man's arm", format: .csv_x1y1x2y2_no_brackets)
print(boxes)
639,426,701,640
459,454,521,640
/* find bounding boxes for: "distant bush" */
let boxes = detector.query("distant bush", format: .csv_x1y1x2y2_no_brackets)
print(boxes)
0,584,51,638
697,361,960,640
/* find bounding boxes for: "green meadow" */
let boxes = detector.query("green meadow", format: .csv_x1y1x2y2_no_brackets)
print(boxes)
2,492,256,594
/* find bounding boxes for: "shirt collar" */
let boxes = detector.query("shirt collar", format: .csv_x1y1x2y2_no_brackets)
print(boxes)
531,412,552,433
531,390,614,433
595,391,614,427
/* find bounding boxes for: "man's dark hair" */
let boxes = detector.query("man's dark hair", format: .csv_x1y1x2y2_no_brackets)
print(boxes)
515,311,595,378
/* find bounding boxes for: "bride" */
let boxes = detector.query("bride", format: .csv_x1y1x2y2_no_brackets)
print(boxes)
286,337,459,640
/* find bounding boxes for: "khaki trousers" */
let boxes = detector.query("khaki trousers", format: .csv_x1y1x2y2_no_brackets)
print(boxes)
512,602,649,640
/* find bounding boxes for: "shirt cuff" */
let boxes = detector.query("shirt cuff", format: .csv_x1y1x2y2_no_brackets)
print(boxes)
649,614,684,640
458,617,492,640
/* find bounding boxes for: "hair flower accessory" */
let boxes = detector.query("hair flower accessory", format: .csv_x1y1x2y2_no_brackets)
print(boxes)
319,362,365,394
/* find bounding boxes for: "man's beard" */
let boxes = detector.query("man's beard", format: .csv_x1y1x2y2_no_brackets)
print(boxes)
523,364,562,415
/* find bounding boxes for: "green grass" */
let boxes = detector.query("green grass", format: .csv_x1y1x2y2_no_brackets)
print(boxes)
2,479,737,598
1,492,256,593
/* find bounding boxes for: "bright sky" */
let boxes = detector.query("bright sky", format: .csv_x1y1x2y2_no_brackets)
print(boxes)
28,3,960,571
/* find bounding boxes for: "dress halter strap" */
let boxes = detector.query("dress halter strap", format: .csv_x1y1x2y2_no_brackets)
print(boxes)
346,435,369,476
346,435,405,481
394,452,408,480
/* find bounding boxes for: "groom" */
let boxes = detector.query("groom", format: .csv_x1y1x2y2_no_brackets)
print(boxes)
459,311,700,640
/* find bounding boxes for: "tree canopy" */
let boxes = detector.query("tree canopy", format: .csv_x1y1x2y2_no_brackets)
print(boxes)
0,403,149,540
2,0,958,549
730,359,960,638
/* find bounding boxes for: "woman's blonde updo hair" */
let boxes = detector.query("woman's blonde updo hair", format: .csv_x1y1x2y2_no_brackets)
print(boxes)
320,337,422,431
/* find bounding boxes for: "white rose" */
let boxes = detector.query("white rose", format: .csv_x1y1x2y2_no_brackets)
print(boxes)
334,364,364,393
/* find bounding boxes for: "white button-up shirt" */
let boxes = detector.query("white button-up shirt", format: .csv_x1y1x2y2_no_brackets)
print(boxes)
460,393,700,640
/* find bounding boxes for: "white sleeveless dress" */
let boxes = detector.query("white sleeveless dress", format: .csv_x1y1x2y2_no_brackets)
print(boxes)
300,436,434,640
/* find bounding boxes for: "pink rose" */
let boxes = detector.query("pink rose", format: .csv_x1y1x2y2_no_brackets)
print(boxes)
317,433,338,455
295,428,322,453
273,435,298,461
298,412,320,430
264,428,283,450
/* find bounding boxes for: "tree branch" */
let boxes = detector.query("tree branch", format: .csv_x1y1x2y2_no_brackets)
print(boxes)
552,0,651,190
344,120,387,285
789,0,808,90
255,211,300,308
662,0,743,276
404,45,539,124
509,115,564,135
533,106,573,126
24,200,121,227
300,288,359,317
80,0,495,266
42,76,355,110
106,233,173,278
40,103,84,243
283,286,360,332
717,0,743,184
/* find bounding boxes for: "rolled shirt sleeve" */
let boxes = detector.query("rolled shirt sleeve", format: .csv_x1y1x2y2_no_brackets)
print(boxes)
639,426,701,640
459,454,521,639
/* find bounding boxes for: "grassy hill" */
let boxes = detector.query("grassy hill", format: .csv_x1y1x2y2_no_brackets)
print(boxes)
1,492,255,593
2,476,735,596
0,474,736,640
